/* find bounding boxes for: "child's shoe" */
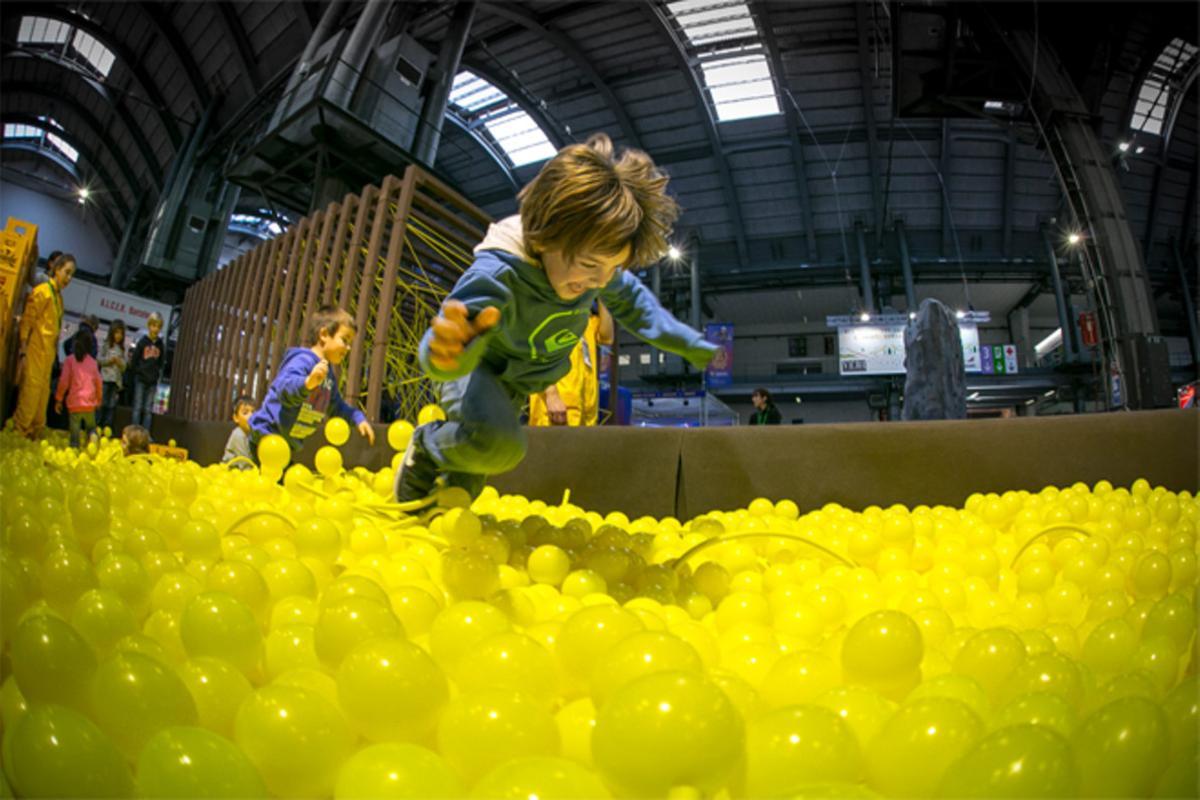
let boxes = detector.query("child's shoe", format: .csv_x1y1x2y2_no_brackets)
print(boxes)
394,434,440,502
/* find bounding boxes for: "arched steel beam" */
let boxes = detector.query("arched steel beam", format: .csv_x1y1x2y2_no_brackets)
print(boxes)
0,141,123,242
1,52,165,187
3,81,145,204
214,2,261,95
2,111,131,222
640,1,750,269
477,3,643,149
444,113,520,192
2,4,183,147
136,2,211,108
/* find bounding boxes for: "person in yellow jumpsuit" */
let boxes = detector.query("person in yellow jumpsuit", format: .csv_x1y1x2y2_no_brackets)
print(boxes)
529,303,614,426
13,254,75,438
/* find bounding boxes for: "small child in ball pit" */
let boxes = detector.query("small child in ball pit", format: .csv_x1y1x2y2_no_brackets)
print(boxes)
222,394,256,468
54,331,103,448
121,424,150,456
247,305,375,460
396,132,716,501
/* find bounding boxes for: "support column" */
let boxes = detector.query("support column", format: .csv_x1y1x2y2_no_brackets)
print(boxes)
1042,228,1077,363
412,0,477,164
895,220,917,313
689,247,701,332
1010,306,1033,370
855,221,875,313
110,193,145,289
1172,238,1200,378
326,0,394,108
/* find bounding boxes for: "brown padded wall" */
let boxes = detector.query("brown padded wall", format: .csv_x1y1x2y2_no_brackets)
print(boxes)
144,410,1196,521
676,410,1199,518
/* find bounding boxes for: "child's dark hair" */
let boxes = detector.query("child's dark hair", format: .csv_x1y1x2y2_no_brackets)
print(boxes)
106,319,125,346
303,305,355,346
122,424,150,454
73,330,93,361
232,394,255,416
753,387,772,403
48,253,76,277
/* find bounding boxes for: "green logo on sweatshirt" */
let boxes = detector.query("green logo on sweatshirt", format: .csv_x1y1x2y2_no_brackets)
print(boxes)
527,310,588,359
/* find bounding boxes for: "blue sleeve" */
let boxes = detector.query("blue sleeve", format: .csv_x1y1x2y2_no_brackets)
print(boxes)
274,359,313,405
599,270,718,370
330,371,367,426
418,259,515,382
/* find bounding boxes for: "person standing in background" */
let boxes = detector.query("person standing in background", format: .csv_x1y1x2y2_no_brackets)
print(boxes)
129,312,165,434
528,303,614,426
98,320,127,431
749,387,782,425
12,254,75,438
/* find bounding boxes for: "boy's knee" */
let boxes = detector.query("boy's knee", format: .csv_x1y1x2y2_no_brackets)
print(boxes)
467,420,527,473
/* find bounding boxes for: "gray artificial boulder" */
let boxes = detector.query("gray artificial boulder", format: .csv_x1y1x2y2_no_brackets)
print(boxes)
902,298,967,420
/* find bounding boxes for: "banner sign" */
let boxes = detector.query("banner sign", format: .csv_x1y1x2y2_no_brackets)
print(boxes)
704,323,734,388
837,322,988,376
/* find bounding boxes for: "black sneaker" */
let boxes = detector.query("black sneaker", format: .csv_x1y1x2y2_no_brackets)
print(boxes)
394,433,441,502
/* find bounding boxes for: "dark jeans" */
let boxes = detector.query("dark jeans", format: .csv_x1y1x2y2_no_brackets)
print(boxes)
98,381,120,430
131,380,156,433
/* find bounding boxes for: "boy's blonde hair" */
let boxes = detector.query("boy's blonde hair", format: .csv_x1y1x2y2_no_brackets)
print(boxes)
519,133,679,268
304,305,355,346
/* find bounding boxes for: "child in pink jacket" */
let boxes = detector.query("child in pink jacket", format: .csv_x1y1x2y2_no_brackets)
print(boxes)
56,330,104,447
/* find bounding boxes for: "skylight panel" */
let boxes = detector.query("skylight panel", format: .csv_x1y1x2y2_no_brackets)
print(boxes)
3,123,43,140
44,130,78,163
665,0,780,122
72,29,116,77
449,71,557,168
18,16,70,45
1130,37,1198,137
231,213,285,238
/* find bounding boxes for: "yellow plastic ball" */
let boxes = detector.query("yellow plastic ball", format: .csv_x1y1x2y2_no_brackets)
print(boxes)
436,689,560,783
589,631,703,706
89,651,199,760
952,628,1027,698
135,725,267,799
841,610,923,692
429,601,511,672
11,613,97,711
314,597,402,669
235,684,355,797
325,417,351,446
592,671,744,797
556,605,645,682
179,592,263,677
865,697,984,797
334,742,461,799
256,434,291,473
177,656,253,738
386,420,415,452
814,686,896,748
315,445,344,477
456,631,559,703
469,756,608,800
762,649,841,709
527,545,571,586
746,705,863,796
1072,697,1169,797
337,637,448,742
937,723,1077,798
5,704,132,798
418,404,447,425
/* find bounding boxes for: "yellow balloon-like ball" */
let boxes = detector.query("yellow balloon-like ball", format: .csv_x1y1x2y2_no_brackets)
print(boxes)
315,446,343,477
6,704,133,799
418,404,447,426
334,743,461,799
527,545,571,586
387,420,415,451
256,434,291,472
135,725,267,799
593,670,745,797
324,417,350,447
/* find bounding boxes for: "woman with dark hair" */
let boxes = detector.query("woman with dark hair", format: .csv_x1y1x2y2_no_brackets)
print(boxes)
13,254,75,438
749,387,782,425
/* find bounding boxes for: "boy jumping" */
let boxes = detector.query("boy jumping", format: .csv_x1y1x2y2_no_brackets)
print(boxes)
396,133,715,501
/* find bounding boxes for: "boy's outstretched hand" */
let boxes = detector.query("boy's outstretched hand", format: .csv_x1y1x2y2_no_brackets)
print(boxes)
429,300,501,370
305,359,329,391
357,420,375,445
